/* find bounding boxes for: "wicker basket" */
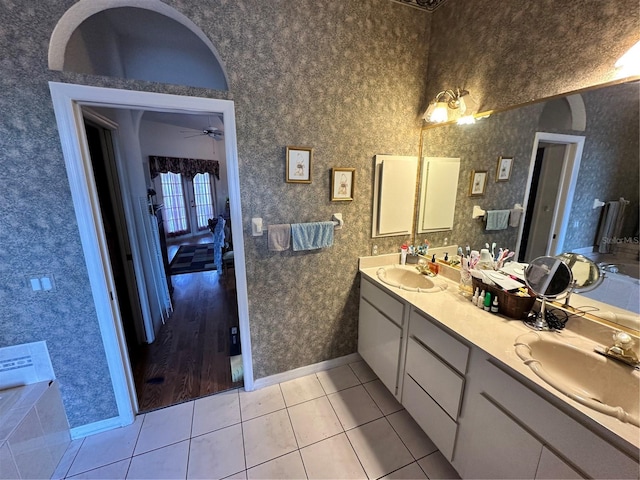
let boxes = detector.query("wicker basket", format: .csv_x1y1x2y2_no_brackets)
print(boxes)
472,277,536,320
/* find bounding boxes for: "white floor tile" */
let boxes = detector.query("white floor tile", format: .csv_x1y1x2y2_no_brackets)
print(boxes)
300,433,366,479
387,410,437,460
382,462,427,479
127,440,189,479
363,380,402,415
68,459,131,479
316,365,360,394
51,438,83,479
224,470,247,479
349,361,377,383
68,415,144,476
242,409,298,468
417,451,460,479
327,385,383,430
346,418,413,479
187,423,245,479
280,374,326,407
247,451,307,480
239,384,286,421
192,389,241,437
134,402,194,455
288,396,343,447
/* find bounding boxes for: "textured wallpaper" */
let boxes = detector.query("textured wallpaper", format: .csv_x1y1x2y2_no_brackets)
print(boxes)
419,81,640,255
0,0,635,429
0,0,430,427
424,0,640,115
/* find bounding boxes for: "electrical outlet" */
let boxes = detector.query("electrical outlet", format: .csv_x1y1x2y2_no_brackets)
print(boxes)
372,245,378,255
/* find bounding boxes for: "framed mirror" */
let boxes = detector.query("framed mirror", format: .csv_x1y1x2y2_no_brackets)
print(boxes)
415,77,639,328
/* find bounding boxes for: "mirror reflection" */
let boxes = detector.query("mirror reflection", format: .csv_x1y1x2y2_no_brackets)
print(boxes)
417,79,639,323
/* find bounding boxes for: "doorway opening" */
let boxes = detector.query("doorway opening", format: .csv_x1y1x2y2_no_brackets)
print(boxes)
83,106,244,412
49,82,253,437
516,133,586,262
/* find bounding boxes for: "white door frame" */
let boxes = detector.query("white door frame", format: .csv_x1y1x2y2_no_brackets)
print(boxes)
515,132,586,259
49,82,254,437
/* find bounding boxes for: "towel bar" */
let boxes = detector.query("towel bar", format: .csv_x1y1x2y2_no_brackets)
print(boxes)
251,214,343,236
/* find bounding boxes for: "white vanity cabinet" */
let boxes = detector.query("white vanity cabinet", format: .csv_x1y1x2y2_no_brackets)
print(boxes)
402,307,469,461
455,351,639,480
358,277,407,396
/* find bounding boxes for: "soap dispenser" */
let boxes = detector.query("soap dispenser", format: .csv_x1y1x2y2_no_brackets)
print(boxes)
400,243,408,265
429,254,439,274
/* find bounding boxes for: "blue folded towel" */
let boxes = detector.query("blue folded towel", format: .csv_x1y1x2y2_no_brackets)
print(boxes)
485,210,510,231
291,221,334,251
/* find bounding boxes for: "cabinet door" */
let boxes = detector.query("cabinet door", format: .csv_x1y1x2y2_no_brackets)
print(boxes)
358,298,402,394
458,394,542,479
536,447,584,479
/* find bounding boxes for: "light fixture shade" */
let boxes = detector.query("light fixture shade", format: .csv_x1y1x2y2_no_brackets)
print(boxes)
430,101,449,123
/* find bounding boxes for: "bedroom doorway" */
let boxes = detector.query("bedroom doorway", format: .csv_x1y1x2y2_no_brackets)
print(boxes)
49,82,254,434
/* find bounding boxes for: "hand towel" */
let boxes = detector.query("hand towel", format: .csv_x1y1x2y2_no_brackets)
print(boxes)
291,221,334,251
509,207,523,227
267,223,291,251
485,210,510,231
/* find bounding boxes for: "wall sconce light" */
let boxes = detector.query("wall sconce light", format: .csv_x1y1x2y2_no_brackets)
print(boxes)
615,40,640,78
422,88,479,124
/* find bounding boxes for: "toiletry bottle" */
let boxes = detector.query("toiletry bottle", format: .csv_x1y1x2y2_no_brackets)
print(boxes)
478,290,485,308
401,244,408,265
491,296,499,313
472,287,479,306
483,292,491,311
429,254,439,274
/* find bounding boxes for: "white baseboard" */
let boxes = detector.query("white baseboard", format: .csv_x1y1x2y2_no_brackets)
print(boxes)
70,416,131,439
252,352,362,390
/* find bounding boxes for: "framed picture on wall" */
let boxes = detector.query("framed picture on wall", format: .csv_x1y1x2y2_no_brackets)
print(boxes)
286,146,313,183
496,156,513,182
469,170,487,196
331,167,355,201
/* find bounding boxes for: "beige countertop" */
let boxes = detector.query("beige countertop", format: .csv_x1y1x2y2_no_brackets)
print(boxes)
359,254,640,455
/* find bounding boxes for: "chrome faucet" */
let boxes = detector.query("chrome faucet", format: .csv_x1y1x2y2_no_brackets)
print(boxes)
596,331,640,369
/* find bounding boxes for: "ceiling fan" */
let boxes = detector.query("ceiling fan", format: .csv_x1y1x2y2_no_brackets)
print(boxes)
182,126,224,140
181,114,224,140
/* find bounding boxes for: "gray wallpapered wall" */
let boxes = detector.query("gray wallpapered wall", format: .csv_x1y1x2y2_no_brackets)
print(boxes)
0,0,637,429
425,0,640,114
0,0,430,428
419,81,640,254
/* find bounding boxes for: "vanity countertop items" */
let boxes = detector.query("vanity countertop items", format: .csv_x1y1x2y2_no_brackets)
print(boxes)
358,258,640,452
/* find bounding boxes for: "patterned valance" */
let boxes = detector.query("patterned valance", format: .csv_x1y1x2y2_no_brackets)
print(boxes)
149,156,220,180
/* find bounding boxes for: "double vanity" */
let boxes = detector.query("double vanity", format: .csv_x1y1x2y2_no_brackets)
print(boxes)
358,254,640,479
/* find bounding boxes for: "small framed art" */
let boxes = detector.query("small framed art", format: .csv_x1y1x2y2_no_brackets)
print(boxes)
496,156,513,182
331,167,355,201
469,170,487,196
286,146,313,183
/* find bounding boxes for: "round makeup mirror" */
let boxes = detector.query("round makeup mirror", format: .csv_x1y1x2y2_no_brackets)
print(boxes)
555,252,603,295
524,256,574,330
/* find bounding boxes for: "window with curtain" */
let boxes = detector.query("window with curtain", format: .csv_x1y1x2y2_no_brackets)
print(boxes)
160,172,188,235
193,173,214,230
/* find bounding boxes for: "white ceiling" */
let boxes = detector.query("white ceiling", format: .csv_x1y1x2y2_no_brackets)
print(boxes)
141,111,224,135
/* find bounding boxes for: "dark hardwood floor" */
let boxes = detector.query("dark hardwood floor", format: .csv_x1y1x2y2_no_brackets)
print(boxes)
133,234,241,412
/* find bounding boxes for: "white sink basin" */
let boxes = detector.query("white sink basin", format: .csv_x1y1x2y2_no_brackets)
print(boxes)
515,331,640,426
376,266,448,293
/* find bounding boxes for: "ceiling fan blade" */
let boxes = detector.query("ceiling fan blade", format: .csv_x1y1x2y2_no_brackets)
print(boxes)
184,133,205,138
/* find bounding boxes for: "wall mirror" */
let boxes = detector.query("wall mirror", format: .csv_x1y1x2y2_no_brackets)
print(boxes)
415,77,639,328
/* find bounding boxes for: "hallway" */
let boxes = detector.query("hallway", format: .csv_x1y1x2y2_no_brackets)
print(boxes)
133,234,241,412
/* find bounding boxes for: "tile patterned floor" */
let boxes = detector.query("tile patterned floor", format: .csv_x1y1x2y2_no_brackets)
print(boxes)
53,361,461,479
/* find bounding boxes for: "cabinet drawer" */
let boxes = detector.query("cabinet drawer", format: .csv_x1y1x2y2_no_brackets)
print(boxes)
405,338,464,420
361,278,404,326
409,308,469,374
403,373,457,461
481,360,638,480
